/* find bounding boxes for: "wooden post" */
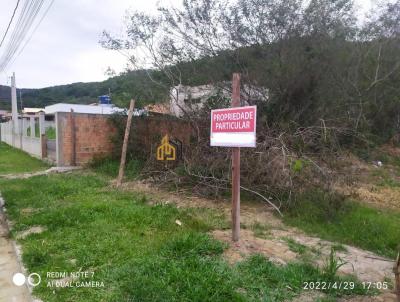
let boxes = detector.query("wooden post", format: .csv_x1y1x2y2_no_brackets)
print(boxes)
70,109,76,166
117,99,135,187
39,112,47,159
231,73,241,242
394,252,400,302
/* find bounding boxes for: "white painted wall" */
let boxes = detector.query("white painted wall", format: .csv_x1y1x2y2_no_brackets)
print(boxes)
0,117,44,159
169,83,268,117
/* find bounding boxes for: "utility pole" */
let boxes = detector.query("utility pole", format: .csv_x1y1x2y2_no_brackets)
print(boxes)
11,72,19,146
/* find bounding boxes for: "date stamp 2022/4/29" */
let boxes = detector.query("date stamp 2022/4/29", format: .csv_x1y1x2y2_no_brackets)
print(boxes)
303,281,389,291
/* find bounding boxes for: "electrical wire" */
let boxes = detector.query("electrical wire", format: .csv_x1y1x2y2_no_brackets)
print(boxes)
0,0,38,71
9,0,55,69
0,0,21,48
0,0,48,72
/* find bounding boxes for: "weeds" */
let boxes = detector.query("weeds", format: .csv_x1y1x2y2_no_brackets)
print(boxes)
322,248,347,280
284,189,400,258
283,237,307,255
89,156,143,180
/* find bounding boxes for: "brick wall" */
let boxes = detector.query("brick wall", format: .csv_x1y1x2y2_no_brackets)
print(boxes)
131,116,192,150
56,112,116,166
55,112,191,166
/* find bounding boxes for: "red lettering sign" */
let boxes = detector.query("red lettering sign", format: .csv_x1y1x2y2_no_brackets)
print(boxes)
210,106,257,147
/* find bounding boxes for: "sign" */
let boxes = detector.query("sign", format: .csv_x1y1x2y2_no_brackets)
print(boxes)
157,135,176,160
210,106,257,147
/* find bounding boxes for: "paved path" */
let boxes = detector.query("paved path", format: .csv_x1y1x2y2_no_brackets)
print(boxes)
0,195,31,302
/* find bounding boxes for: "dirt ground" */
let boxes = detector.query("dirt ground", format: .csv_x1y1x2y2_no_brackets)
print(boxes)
118,179,398,301
0,195,32,302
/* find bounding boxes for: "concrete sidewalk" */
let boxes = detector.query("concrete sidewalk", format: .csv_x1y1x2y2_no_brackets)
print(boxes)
0,196,31,302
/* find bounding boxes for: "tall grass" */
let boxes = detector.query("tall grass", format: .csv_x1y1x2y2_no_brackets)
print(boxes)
284,190,400,258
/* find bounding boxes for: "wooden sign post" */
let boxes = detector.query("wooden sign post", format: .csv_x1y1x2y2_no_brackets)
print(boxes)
394,252,400,302
210,73,257,242
231,73,241,242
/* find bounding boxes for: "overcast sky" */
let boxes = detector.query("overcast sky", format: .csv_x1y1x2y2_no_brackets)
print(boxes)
0,0,375,89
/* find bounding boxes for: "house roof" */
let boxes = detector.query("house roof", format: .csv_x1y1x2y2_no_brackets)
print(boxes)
22,107,45,113
144,103,171,115
44,103,125,115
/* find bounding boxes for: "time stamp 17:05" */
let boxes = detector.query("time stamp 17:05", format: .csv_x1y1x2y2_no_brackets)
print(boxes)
303,281,389,290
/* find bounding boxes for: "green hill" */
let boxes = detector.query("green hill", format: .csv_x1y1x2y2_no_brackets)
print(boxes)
0,69,169,111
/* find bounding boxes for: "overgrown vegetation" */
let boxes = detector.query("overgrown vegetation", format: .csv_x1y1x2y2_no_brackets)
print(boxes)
0,142,49,174
99,0,400,213
103,0,400,141
89,155,143,180
283,189,400,258
0,172,372,301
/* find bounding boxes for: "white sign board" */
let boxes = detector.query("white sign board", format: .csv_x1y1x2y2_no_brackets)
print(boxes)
210,106,257,147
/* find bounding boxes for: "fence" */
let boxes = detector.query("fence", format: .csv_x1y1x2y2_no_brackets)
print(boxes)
1,111,192,167
0,113,52,160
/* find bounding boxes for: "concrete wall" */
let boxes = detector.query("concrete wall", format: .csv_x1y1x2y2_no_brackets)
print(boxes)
1,114,47,160
21,136,41,157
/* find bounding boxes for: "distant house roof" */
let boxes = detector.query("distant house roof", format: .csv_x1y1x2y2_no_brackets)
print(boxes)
144,103,171,115
44,103,125,115
22,107,45,114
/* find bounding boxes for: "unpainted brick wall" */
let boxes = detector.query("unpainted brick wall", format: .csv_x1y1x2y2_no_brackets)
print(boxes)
58,112,191,166
59,112,116,166
131,116,192,151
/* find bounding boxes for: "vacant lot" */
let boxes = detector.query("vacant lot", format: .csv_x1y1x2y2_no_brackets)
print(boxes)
0,171,372,302
0,142,49,174
3,145,400,301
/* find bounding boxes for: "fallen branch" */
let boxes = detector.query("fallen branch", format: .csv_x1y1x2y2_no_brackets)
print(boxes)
239,185,283,217
184,163,283,217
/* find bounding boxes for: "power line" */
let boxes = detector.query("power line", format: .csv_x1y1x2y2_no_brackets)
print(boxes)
0,0,38,71
0,0,21,48
2,0,44,69
0,0,49,72
9,0,55,69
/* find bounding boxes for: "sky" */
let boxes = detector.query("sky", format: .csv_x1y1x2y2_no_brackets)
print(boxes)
0,0,375,89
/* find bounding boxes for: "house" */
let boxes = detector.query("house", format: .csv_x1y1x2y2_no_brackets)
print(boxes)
0,110,9,122
0,110,9,117
170,83,268,117
22,108,45,115
44,103,125,115
144,103,171,115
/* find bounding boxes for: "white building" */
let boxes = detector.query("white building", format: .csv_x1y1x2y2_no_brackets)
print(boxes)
170,83,268,117
44,103,125,115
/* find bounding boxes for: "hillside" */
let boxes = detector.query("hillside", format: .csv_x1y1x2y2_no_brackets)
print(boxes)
0,69,169,111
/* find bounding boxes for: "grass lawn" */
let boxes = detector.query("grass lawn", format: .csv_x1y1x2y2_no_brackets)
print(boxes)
284,190,400,258
0,173,370,301
0,142,49,174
